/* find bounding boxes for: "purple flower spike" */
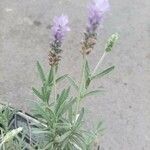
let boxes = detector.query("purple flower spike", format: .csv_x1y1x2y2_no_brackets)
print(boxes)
52,15,70,43
87,0,110,33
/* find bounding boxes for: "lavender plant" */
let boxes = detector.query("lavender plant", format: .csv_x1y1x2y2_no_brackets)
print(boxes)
32,0,118,149
0,0,119,149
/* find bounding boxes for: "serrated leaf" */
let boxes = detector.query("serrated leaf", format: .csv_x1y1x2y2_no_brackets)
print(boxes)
37,61,46,83
91,66,115,80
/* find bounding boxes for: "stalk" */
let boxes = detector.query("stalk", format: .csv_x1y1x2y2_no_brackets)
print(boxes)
92,51,107,76
53,65,57,102
75,54,86,116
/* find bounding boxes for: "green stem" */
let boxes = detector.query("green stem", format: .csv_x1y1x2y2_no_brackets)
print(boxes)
92,51,107,76
75,54,86,116
53,65,57,102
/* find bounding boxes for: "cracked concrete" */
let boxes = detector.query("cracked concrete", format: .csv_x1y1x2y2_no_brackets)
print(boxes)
0,0,150,149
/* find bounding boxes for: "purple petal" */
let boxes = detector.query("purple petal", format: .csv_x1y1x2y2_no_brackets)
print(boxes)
87,0,110,33
51,15,70,42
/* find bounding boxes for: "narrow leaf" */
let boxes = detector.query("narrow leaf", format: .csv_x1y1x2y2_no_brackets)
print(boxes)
32,129,51,135
66,76,79,91
85,78,91,89
57,98,76,117
47,67,53,84
71,135,86,150
91,66,115,80
68,105,73,123
55,131,71,143
32,87,44,100
56,74,68,83
0,127,23,145
85,60,90,79
75,108,84,128
37,61,46,82
55,88,70,113
82,90,103,98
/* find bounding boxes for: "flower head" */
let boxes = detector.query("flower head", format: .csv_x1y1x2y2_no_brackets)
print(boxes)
49,15,70,66
81,0,110,55
87,0,110,33
105,33,119,52
51,15,70,43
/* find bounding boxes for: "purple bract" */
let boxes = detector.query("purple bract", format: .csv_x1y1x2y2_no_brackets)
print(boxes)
87,0,110,33
51,15,70,43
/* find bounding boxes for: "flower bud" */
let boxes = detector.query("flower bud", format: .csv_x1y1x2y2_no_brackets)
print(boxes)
105,33,119,52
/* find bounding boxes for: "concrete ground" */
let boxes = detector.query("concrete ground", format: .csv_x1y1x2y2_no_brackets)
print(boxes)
0,0,150,149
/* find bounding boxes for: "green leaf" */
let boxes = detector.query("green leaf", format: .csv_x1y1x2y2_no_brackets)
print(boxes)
57,98,76,117
32,129,51,135
61,138,70,149
85,121,105,147
0,106,14,133
84,60,91,89
37,61,46,83
0,127,23,145
45,86,51,103
47,66,53,84
55,87,70,114
91,66,115,80
43,142,53,150
68,104,73,123
45,106,55,120
56,74,68,83
74,132,85,144
85,78,91,89
32,103,54,125
96,121,103,130
55,123,72,130
85,60,90,79
66,76,79,91
71,135,86,150
55,131,71,143
75,108,84,128
32,87,44,100
82,90,103,98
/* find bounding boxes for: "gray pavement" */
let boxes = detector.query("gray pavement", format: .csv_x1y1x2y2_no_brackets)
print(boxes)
0,0,150,149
